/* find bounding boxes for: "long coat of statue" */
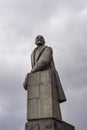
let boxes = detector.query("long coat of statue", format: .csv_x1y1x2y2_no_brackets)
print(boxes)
31,44,66,103
24,44,66,121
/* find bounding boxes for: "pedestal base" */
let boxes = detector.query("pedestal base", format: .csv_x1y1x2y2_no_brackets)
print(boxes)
25,118,75,130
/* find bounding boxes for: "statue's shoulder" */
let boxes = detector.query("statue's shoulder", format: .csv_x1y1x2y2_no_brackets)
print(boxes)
45,46,52,49
32,47,38,52
45,46,53,52
31,47,38,56
31,45,53,55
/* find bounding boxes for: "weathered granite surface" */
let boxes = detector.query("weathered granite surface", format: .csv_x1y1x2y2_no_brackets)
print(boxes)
26,70,62,121
23,35,75,130
23,35,66,121
25,118,75,130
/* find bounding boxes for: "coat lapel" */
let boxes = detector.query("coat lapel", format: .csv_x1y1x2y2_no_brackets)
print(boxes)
35,45,47,63
31,45,47,68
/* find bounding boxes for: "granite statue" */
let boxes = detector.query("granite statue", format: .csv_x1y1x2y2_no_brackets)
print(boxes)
23,35,75,130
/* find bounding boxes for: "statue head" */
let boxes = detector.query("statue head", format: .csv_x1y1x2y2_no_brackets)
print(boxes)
35,35,45,46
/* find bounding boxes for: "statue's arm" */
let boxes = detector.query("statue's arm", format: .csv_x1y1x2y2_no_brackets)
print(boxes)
31,47,53,72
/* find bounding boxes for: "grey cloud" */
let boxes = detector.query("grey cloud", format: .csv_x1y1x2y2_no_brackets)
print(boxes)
0,0,87,130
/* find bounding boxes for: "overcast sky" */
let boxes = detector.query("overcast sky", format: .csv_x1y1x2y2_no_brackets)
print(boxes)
0,0,87,130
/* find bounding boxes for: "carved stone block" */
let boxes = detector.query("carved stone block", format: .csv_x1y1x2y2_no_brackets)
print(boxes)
25,119,75,130
27,70,62,121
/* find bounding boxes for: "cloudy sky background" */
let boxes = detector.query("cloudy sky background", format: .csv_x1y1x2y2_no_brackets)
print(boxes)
0,0,87,130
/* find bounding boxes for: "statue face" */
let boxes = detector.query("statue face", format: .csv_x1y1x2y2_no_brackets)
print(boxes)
35,35,45,46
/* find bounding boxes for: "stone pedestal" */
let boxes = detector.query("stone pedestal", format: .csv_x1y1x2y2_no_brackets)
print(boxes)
25,118,75,130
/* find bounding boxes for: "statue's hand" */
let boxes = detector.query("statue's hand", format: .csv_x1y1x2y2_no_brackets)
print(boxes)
23,73,29,90
31,67,36,73
23,81,27,90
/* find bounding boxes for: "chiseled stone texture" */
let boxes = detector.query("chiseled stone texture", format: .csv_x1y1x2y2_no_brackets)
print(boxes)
27,70,62,121
25,118,75,130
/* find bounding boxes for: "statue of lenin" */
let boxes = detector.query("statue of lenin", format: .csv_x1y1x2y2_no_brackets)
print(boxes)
23,35,66,121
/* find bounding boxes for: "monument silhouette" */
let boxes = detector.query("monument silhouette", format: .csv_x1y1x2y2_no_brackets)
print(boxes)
23,35,75,130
